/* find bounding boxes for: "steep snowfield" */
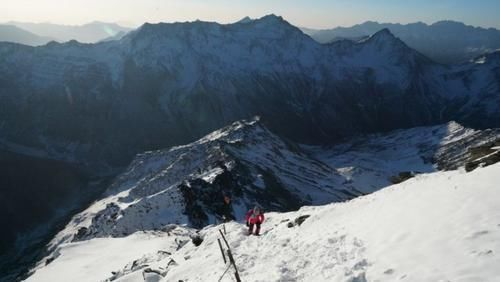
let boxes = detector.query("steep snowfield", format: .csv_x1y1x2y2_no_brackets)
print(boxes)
26,162,500,282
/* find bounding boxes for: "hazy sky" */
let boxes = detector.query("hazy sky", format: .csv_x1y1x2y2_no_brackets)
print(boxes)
2,0,500,29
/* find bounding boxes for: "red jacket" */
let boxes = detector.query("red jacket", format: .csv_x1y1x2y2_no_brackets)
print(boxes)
246,209,265,224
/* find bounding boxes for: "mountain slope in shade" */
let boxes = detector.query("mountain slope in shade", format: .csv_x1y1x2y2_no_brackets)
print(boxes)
0,15,499,171
99,30,129,42
0,149,111,282
25,160,500,282
302,20,500,64
0,25,52,46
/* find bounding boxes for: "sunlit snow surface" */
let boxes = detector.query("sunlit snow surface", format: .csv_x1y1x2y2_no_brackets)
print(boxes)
26,163,500,282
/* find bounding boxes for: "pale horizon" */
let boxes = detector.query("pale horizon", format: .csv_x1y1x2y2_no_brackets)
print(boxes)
2,0,500,30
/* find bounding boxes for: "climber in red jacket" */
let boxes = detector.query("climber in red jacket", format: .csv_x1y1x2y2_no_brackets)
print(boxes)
245,206,265,236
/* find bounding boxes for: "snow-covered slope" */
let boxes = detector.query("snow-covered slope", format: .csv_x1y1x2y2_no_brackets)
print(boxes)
26,160,500,282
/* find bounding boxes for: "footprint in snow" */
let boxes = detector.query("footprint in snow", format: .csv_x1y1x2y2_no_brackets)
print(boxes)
348,271,367,282
467,230,489,239
278,260,297,281
477,250,494,257
353,259,368,271
383,268,395,275
328,238,338,244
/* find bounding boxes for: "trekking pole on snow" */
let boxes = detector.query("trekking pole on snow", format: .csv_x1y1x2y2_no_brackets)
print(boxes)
218,229,242,282
226,248,241,282
217,238,227,264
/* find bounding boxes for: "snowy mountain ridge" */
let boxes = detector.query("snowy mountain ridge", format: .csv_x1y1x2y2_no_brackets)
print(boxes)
43,118,350,247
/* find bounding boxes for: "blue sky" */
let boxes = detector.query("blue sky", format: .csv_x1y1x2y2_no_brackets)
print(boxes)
2,0,500,29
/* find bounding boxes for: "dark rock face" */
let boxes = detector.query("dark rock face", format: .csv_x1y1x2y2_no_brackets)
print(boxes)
178,168,242,228
466,151,500,172
465,139,500,172
73,227,89,241
389,172,416,184
287,215,311,228
433,129,500,171
190,234,203,247
72,202,122,241
178,160,303,229
294,215,311,226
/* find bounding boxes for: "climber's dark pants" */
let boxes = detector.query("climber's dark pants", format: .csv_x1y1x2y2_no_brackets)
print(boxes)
248,222,261,235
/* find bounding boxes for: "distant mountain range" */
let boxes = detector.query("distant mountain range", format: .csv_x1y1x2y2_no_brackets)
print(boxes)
302,20,500,64
2,21,132,44
2,19,499,64
0,25,53,46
